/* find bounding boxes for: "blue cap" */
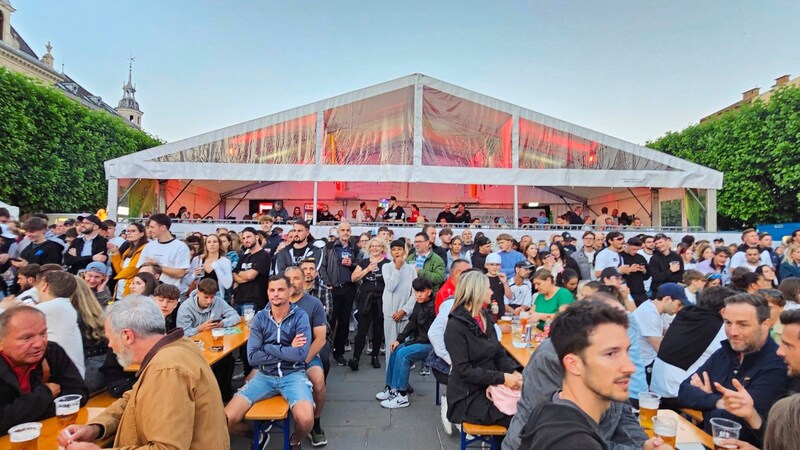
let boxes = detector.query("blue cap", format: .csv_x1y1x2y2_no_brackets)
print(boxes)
83,261,108,274
656,282,689,305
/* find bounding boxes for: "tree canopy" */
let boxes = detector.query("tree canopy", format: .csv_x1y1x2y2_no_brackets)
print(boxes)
0,67,161,214
649,86,800,230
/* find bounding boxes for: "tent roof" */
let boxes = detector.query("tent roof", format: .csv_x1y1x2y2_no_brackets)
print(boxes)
106,73,722,190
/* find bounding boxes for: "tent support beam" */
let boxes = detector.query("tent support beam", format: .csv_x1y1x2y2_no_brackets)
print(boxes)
107,178,119,222
117,179,141,204
165,180,193,211
706,189,717,232
226,190,252,219
685,188,707,214
536,186,587,204
312,182,319,225
513,186,519,227
220,181,280,199
627,188,652,220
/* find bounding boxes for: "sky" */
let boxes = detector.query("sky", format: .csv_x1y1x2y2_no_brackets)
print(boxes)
13,0,800,145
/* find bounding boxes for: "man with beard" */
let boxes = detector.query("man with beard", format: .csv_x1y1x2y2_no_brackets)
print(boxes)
515,301,664,449
59,296,229,449
678,293,789,446
275,221,324,278
64,214,109,275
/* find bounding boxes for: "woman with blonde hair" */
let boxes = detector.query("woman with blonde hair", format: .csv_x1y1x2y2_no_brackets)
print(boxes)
109,221,148,299
779,243,800,281
70,276,107,393
349,237,390,369
444,270,522,429
196,233,233,298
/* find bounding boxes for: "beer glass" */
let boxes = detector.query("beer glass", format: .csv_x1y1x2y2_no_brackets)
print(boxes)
511,324,526,348
9,422,42,450
638,392,660,429
710,418,741,450
211,328,225,351
653,415,677,447
55,394,82,427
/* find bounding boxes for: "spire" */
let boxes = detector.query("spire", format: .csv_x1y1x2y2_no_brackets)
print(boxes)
117,55,140,112
41,41,54,67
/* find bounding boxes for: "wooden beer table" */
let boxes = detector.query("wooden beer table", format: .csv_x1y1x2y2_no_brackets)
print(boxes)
500,331,539,367
126,324,250,372
644,409,714,448
0,407,110,448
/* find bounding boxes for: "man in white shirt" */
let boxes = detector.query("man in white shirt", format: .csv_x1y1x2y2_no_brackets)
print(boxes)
729,228,772,269
355,202,368,222
35,270,85,377
137,214,190,288
731,246,764,272
594,231,627,278
508,261,533,312
631,282,686,384
638,235,656,295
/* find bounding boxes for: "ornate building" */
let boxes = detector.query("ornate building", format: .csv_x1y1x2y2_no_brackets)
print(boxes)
0,0,144,128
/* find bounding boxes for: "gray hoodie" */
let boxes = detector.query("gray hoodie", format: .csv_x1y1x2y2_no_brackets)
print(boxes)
176,290,240,337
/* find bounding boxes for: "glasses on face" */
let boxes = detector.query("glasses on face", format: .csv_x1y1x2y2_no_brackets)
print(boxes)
127,229,139,233
414,240,426,245
82,221,95,226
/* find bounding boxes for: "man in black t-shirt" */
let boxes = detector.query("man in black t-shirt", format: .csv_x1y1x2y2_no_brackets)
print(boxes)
453,203,472,224
620,237,650,306
274,221,324,279
436,204,456,224
233,227,271,311
15,217,63,268
383,196,405,222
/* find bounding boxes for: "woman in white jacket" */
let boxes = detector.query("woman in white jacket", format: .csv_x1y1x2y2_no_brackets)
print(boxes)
382,239,417,364
197,233,233,298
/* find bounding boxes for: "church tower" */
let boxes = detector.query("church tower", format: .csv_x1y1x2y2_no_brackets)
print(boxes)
115,57,143,128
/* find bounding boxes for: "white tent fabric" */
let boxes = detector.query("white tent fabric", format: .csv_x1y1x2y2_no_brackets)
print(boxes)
105,74,722,189
0,200,20,219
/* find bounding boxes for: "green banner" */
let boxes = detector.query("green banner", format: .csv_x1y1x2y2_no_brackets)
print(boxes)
127,180,156,218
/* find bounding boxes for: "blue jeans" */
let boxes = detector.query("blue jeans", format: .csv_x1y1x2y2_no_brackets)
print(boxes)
385,343,433,390
236,370,314,408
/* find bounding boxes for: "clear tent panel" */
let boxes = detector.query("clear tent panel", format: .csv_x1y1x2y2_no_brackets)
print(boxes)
323,86,414,165
422,87,512,168
518,118,674,170
154,114,317,164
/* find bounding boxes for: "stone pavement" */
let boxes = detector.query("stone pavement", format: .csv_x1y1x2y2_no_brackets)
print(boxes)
231,356,466,450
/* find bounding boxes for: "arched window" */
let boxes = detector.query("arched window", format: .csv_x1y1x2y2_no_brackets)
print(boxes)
0,12,5,41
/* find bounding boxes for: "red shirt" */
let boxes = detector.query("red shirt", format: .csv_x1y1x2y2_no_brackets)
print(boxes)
435,278,457,314
1,352,38,394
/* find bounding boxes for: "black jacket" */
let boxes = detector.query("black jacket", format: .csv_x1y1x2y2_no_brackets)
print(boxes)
321,240,358,287
648,250,683,295
64,234,109,274
0,342,88,434
20,239,64,266
445,306,520,424
396,299,435,345
621,251,651,304
519,399,608,450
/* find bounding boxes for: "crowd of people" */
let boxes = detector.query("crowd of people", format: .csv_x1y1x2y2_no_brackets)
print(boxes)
2,203,800,449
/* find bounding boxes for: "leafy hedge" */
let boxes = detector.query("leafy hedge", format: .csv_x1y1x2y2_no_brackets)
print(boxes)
0,67,161,214
649,86,800,229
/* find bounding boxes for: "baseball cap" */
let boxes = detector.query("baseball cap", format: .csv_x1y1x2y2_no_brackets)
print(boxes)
63,218,77,226
0,224,16,240
77,214,102,226
599,267,622,279
656,282,690,305
485,253,502,265
83,262,107,274
515,261,534,270
475,236,491,247
561,232,572,240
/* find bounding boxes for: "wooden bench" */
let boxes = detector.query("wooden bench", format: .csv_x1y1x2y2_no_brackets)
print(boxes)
87,391,118,408
461,422,506,450
245,396,291,450
681,408,704,425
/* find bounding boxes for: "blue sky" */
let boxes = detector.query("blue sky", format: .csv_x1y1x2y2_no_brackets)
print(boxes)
13,0,800,145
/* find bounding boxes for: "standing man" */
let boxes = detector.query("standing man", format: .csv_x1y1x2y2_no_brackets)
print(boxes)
648,233,684,295
275,221,324,276
496,233,525,279
436,204,456,224
730,229,772,269
383,196,406,222
637,235,656,296
407,232,446,297
620,237,650,307
301,258,333,322
435,259,470,314
355,202,368,222
572,231,597,281
233,227,272,376
470,235,492,272
15,217,63,267
594,231,626,278
322,222,359,366
382,239,417,361
632,283,686,383
60,296,230,449
224,276,313,450
137,214,190,288
286,266,330,446
64,214,108,275
453,203,472,224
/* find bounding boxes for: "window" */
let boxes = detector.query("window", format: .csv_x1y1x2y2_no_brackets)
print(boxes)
661,199,682,228
0,12,4,41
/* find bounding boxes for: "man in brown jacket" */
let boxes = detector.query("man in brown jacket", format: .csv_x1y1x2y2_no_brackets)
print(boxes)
58,295,229,449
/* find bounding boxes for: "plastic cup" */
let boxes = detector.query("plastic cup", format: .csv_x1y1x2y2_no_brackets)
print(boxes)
710,418,741,449
511,323,526,348
9,422,42,450
244,309,256,326
638,392,661,429
194,340,205,351
54,394,82,427
653,415,677,448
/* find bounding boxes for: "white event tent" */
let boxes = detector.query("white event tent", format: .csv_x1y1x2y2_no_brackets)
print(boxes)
105,74,723,230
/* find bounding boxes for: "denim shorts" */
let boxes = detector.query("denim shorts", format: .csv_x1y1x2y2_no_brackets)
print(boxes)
235,370,314,408
306,355,323,371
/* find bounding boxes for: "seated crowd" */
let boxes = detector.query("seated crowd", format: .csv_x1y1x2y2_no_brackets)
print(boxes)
2,204,800,449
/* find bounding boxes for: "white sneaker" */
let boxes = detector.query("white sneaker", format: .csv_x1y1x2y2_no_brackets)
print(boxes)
440,397,452,435
381,393,409,409
375,386,393,401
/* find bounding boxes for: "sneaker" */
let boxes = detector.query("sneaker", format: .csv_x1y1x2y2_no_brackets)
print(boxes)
409,363,416,370
379,344,386,355
289,433,302,450
440,397,452,435
347,358,359,371
375,386,393,401
344,341,352,352
381,392,409,409
420,364,431,376
366,343,372,354
371,356,381,369
334,354,347,366
309,428,327,447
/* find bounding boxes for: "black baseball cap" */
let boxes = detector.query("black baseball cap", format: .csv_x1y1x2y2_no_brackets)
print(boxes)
77,214,102,226
600,267,622,279
475,236,491,247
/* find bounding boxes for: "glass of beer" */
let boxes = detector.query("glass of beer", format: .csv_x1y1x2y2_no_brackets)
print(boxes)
653,415,677,447
211,328,225,351
55,394,82,427
638,392,660,429
710,418,741,449
8,422,42,450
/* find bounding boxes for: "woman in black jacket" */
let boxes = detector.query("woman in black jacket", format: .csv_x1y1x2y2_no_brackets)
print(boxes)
550,242,582,280
444,270,522,428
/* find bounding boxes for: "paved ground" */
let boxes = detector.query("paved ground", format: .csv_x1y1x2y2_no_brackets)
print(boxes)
231,353,465,450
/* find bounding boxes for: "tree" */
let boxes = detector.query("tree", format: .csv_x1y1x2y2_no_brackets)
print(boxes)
649,86,800,229
0,67,161,214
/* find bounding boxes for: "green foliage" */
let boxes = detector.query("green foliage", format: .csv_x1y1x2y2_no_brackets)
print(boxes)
649,86,800,229
0,67,161,214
